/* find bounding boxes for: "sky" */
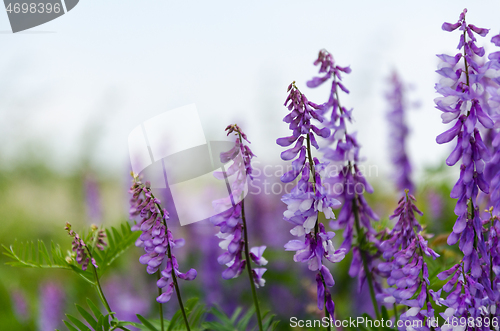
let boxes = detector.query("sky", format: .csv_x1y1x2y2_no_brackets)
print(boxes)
1,0,500,183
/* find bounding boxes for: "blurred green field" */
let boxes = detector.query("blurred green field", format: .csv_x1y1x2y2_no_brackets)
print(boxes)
0,154,462,331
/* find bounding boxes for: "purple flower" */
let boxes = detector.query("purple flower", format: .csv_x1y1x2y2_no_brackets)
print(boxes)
129,175,197,303
65,222,104,270
479,35,500,216
210,124,268,288
278,80,345,318
380,192,424,259
378,193,439,327
38,282,65,331
434,8,496,320
435,8,491,255
306,50,382,305
386,71,415,193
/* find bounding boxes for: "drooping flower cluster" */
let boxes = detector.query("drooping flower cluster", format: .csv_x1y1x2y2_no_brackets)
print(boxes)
386,71,414,193
437,209,500,322
480,34,500,216
307,50,382,298
378,192,440,329
211,124,268,288
129,175,197,303
65,222,101,270
434,8,498,321
278,82,345,318
485,210,500,308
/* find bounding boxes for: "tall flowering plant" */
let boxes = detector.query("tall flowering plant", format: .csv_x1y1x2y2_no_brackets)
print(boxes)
480,33,500,216
12,8,500,331
378,191,440,329
307,49,383,318
129,173,197,331
386,72,415,193
211,124,267,331
434,8,498,324
278,81,346,325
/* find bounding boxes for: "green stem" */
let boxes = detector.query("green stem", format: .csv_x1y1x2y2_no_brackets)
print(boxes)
171,270,190,331
146,189,191,331
241,198,264,331
87,251,114,318
306,134,320,235
157,271,165,331
463,30,470,88
87,250,130,331
352,197,380,320
306,133,331,331
393,303,398,325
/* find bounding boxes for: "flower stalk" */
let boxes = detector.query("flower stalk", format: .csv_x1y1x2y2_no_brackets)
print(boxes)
130,176,196,331
211,124,266,331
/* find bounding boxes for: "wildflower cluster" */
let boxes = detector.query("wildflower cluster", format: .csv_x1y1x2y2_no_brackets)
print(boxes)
211,124,267,286
305,49,383,317
211,123,267,330
129,175,197,303
279,81,346,319
12,8,500,331
65,222,103,270
481,35,500,215
378,192,439,328
434,9,499,320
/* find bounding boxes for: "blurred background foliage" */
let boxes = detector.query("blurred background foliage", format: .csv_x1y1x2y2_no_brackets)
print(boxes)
0,141,461,330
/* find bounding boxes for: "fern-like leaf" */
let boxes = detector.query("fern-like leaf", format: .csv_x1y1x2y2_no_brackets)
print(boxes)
2,240,94,284
96,222,140,276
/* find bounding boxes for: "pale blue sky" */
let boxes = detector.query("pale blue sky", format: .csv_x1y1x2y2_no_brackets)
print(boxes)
1,0,499,182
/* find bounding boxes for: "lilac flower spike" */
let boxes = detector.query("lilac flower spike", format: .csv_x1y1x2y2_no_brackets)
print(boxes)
378,192,439,327
278,81,346,319
64,222,104,270
211,124,267,286
434,8,497,322
481,33,500,216
129,175,197,304
306,49,382,317
386,71,415,193
211,124,265,330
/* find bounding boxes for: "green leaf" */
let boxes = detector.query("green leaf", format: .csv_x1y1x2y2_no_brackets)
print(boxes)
102,314,110,331
208,305,273,331
2,240,94,282
75,304,98,329
86,298,104,320
381,306,390,321
137,314,159,331
230,307,242,324
66,314,92,331
38,240,52,266
167,310,182,331
236,306,255,330
261,311,279,331
98,223,140,276
63,320,80,331
97,315,105,330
